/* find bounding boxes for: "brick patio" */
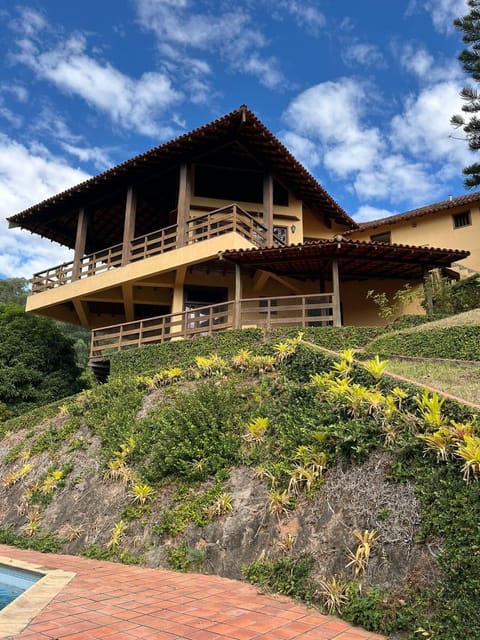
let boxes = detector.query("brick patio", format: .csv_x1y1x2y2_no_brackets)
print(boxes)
0,545,385,640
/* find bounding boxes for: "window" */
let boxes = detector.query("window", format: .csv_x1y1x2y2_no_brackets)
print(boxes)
452,211,471,229
370,231,391,244
273,225,287,245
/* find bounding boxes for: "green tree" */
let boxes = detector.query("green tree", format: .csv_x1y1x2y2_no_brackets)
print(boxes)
0,304,84,412
0,277,30,307
451,0,480,187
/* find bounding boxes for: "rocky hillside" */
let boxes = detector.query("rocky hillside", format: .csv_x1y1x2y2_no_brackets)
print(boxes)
1,328,479,639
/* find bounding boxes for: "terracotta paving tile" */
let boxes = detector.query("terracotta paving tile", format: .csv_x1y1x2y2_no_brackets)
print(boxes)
0,544,386,640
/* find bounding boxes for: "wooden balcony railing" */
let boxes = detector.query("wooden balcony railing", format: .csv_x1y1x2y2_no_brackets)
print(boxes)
90,293,334,360
31,204,283,294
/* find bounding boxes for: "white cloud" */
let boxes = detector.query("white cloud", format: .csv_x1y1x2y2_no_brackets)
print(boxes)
407,0,468,33
342,42,385,69
277,1,326,36
60,143,113,171
282,65,470,208
354,205,395,223
283,79,384,177
14,30,182,137
280,131,321,168
390,79,471,165
399,44,434,79
426,0,468,33
135,0,286,89
0,135,89,278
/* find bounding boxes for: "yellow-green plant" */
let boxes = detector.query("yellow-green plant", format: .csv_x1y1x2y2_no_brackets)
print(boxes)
212,492,234,516
107,520,127,550
129,483,155,505
288,445,328,494
162,367,184,384
317,575,348,614
456,435,480,481
41,469,64,494
243,417,269,444
231,349,253,369
268,488,292,518
332,358,353,378
277,533,297,553
194,354,227,377
250,355,276,373
415,390,446,428
274,340,296,362
23,510,41,537
418,428,454,462
104,459,137,484
254,465,277,487
345,529,379,577
363,355,389,381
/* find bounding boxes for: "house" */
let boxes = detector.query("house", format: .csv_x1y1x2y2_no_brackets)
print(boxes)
6,106,469,363
348,193,480,278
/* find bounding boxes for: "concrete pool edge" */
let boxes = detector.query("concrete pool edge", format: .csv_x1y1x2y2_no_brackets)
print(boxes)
0,554,75,638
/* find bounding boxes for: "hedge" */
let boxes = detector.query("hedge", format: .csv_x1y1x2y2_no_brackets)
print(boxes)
109,326,381,378
363,325,480,361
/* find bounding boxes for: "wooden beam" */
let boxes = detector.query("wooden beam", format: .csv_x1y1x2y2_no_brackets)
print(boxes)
267,272,303,294
72,208,88,280
263,171,274,246
331,258,342,327
72,298,90,328
121,186,136,266
252,270,270,293
177,163,190,248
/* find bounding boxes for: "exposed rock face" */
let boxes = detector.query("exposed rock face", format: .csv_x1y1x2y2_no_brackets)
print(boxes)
0,418,430,595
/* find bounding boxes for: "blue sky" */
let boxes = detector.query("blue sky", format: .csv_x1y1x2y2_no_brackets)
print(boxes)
0,0,473,278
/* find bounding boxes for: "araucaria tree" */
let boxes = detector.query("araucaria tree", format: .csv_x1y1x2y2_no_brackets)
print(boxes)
451,0,480,187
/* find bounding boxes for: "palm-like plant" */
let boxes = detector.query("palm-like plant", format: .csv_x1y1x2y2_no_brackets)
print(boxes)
456,435,480,481
129,483,155,505
415,391,446,429
363,355,389,381
243,417,269,444
317,575,348,614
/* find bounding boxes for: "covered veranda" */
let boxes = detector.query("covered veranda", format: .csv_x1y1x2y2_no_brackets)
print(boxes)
89,238,469,361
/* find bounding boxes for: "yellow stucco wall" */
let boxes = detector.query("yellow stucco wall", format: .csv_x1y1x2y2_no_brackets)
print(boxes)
351,204,480,276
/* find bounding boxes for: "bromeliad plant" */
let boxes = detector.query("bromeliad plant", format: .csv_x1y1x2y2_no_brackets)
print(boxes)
345,529,379,578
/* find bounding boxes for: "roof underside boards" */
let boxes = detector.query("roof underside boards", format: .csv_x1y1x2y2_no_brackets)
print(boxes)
350,192,480,233
7,106,356,250
221,238,471,281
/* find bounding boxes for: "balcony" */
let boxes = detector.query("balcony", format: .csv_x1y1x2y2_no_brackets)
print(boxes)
90,293,335,360
31,204,282,294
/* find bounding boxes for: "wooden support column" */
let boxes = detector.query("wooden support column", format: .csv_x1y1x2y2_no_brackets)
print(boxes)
263,171,274,246
177,163,190,248
234,264,242,329
424,270,434,316
72,208,88,280
332,258,342,327
121,186,136,266
123,283,135,322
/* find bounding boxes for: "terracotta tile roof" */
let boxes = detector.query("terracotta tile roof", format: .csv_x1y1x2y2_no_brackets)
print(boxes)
221,236,470,281
7,106,356,248
348,192,480,233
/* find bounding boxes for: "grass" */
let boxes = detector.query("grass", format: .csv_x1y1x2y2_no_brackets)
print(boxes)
386,359,480,405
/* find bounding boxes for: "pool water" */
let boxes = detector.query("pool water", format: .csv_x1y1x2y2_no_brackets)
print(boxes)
0,564,41,610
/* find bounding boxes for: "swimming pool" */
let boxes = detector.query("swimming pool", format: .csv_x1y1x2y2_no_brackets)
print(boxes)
0,563,42,610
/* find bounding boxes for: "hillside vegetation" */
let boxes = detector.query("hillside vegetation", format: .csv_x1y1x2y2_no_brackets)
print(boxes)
1,327,480,639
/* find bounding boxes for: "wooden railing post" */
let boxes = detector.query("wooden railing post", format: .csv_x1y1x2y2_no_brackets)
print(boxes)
234,264,242,329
